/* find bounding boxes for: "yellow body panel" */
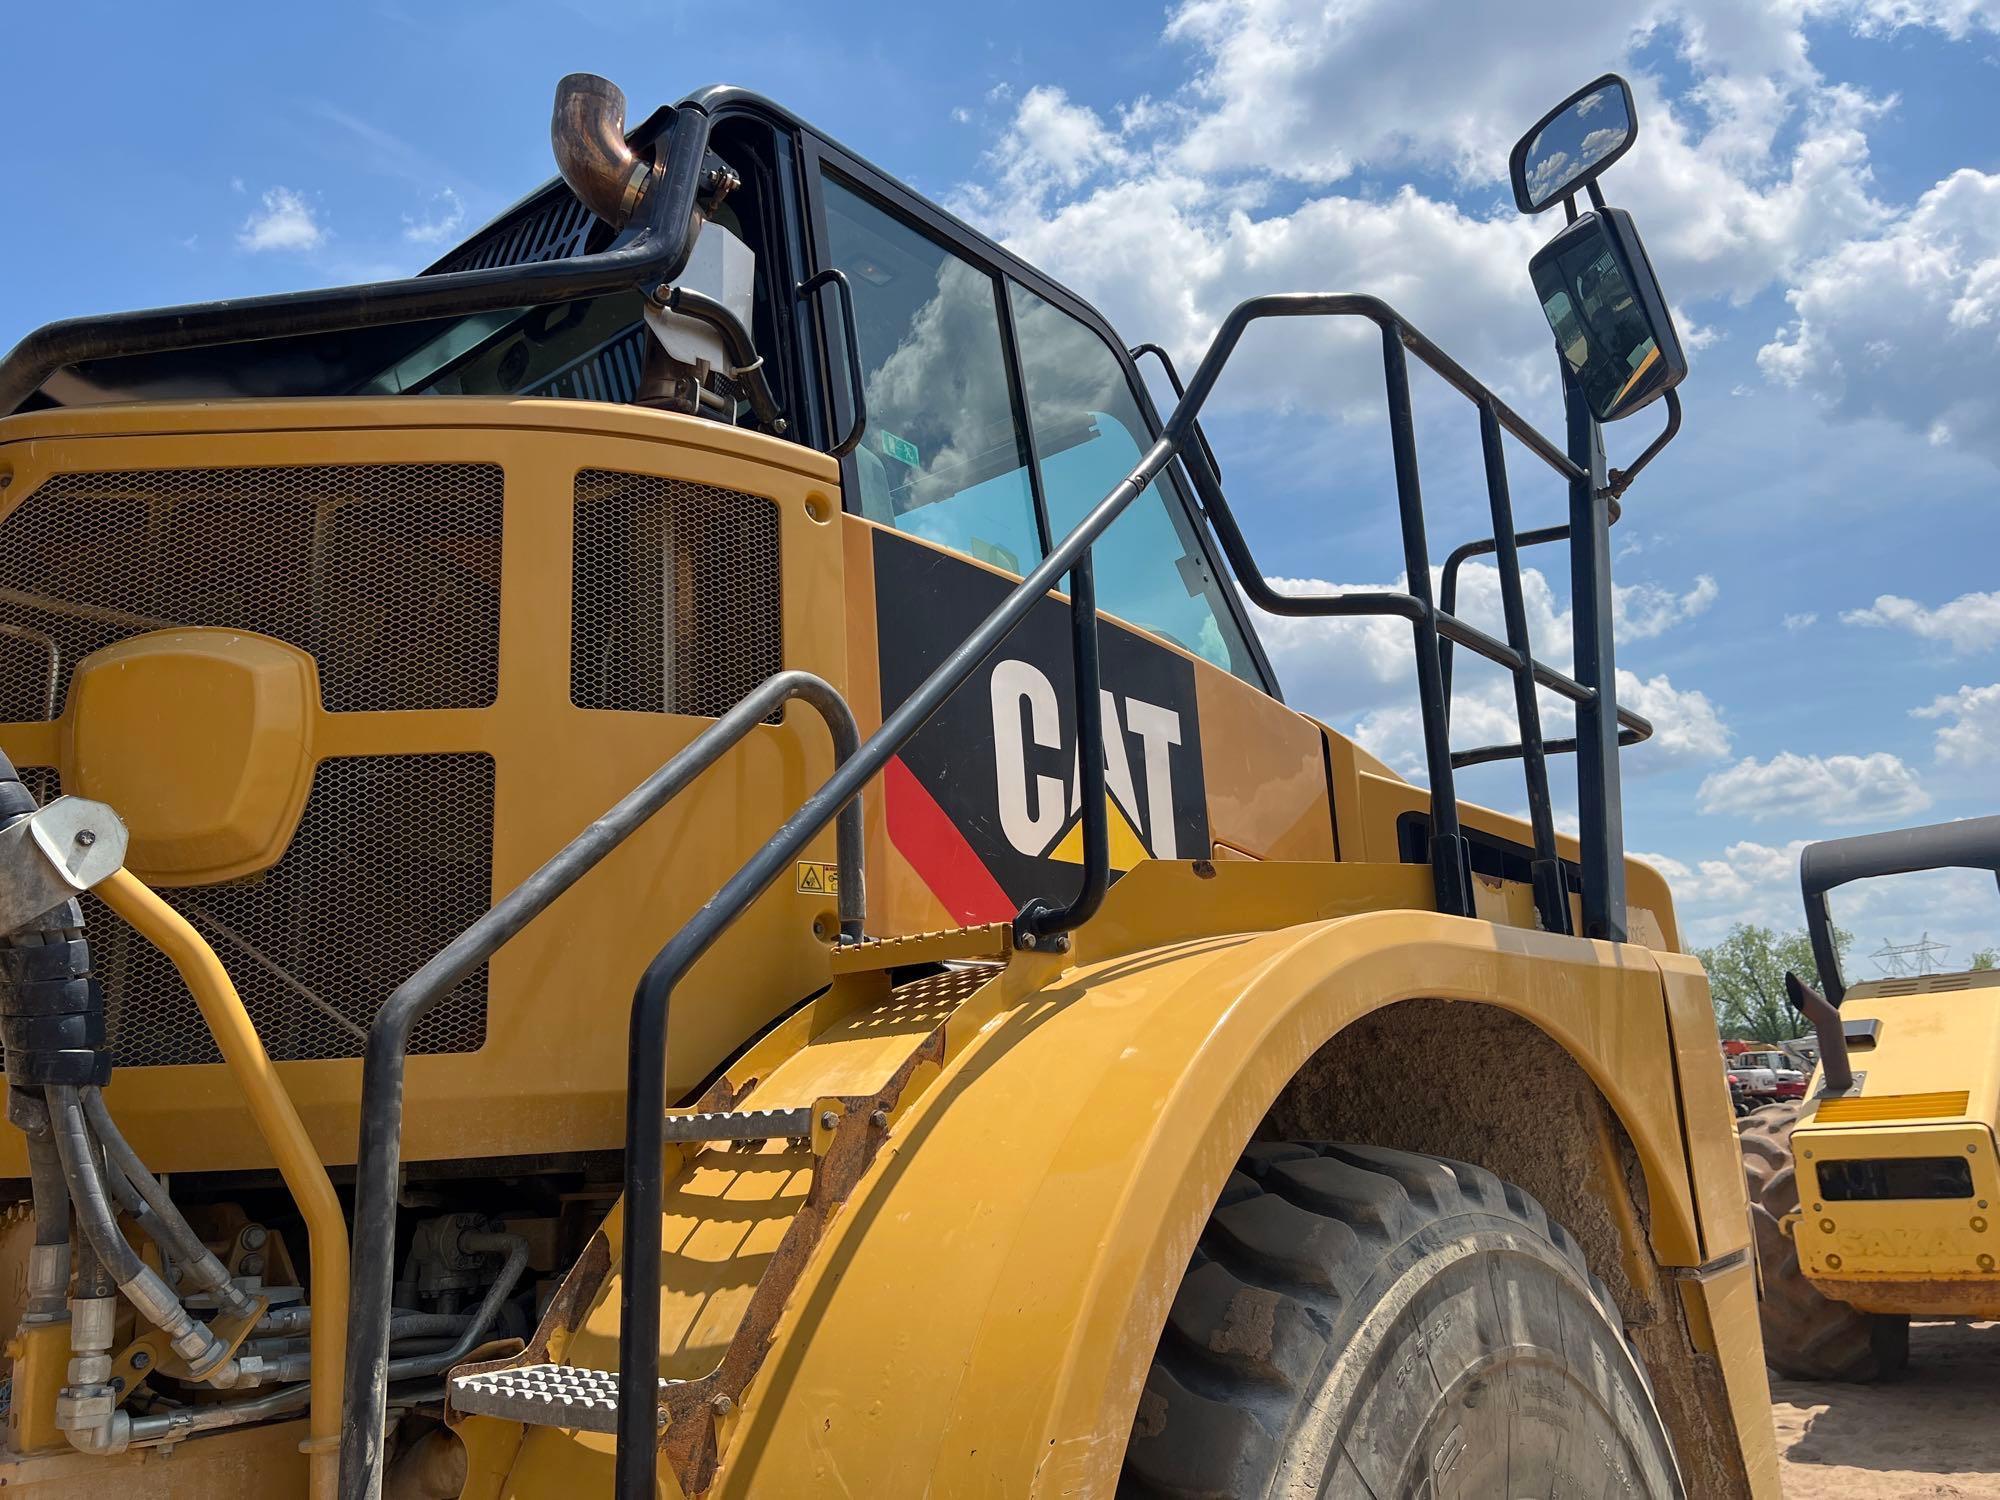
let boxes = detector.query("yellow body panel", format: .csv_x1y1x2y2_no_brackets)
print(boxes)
1813,975,2000,1133
0,400,850,1177
1789,977,2000,1314
478,862,1773,1498
0,399,1774,1495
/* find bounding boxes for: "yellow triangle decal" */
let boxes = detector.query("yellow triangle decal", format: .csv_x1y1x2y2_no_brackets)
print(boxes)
1048,795,1151,871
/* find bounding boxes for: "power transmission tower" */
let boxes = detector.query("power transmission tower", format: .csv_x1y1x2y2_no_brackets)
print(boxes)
1872,932,1951,977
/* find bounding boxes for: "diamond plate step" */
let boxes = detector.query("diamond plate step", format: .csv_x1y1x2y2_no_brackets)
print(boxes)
450,1363,668,1433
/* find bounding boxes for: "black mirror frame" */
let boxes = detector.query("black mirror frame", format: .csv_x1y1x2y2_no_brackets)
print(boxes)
1529,206,1687,423
1510,73,1638,216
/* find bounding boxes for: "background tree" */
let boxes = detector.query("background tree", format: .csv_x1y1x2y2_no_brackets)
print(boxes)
1696,922,1853,1043
1972,948,1997,971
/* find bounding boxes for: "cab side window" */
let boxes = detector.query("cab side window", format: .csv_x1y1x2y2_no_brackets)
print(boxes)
821,175,1043,577
1007,283,1256,680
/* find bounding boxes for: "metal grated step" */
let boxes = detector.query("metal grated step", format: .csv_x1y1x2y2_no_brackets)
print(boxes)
451,1362,666,1433
660,1105,813,1143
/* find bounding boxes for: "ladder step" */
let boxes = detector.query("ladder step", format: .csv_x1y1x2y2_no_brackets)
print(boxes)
451,1362,665,1433
660,1105,813,1143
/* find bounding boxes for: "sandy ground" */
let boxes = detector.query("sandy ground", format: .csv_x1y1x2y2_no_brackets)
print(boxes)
1772,1321,2000,1497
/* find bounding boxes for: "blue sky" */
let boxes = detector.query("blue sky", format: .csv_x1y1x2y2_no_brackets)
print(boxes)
5,0,1998,966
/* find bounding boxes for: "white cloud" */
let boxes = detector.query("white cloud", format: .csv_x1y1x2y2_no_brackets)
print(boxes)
1841,589,2000,652
1839,0,2000,37
1653,837,1812,943
1913,682,2000,765
237,187,325,253
1783,611,1818,631
951,106,973,125
1657,834,1999,952
1632,849,1694,882
1615,574,1718,639
1697,749,1931,824
1759,168,2000,462
987,86,1130,200
1620,669,1731,760
948,0,1988,447
401,186,465,246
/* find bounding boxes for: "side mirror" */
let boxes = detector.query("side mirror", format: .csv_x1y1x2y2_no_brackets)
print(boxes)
1510,74,1636,214
1529,208,1687,422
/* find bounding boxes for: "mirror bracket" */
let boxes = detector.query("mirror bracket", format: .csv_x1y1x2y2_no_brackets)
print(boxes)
1600,388,1682,501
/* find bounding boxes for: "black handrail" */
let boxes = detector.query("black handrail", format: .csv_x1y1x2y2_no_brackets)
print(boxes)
0,107,716,418
797,268,866,458
1130,342,1223,484
1013,552,1108,948
609,291,1657,1493
1472,400,1565,933
337,670,863,1500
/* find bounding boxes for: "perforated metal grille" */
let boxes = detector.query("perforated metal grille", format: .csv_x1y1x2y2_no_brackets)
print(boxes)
0,465,502,720
427,190,597,277
570,470,781,718
19,756,493,1067
527,326,649,404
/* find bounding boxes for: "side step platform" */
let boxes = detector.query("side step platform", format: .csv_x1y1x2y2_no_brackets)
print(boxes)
444,928,1020,1495
452,1363,644,1435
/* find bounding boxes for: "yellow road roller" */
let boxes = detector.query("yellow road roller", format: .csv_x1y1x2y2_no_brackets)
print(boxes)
1743,816,2000,1381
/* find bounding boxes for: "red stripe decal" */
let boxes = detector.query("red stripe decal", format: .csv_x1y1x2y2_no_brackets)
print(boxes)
884,755,1013,925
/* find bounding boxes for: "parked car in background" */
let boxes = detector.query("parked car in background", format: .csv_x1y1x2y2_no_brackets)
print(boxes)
1728,1048,1807,1102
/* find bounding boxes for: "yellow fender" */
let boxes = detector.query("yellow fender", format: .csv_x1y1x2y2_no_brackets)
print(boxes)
696,862,1775,1498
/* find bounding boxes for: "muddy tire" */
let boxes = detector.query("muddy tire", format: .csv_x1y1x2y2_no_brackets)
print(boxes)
1121,1142,1683,1498
1739,1100,1909,1382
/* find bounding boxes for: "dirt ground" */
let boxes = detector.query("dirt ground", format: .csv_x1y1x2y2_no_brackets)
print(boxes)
1771,1321,2000,1497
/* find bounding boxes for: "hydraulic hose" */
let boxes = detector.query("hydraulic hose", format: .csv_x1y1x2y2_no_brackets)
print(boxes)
7,1087,72,1321
385,1230,528,1381
83,1086,257,1318
46,1084,230,1376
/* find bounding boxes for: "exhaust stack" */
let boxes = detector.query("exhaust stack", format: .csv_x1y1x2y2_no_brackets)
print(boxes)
1784,971,1852,1095
552,73,653,228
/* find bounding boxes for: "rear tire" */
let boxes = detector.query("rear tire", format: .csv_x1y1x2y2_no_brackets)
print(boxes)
1739,1100,1909,1381
1121,1142,1683,1498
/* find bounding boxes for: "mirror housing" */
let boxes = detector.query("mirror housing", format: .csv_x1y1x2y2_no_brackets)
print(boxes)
1511,74,1636,214
1529,207,1686,422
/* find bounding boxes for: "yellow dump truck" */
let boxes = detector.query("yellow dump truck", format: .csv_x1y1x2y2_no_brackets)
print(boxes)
1743,816,2000,1381
0,71,1776,1497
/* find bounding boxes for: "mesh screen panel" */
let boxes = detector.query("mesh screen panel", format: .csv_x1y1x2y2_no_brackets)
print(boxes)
570,470,781,718
426,190,596,277
0,465,502,720
17,757,492,1067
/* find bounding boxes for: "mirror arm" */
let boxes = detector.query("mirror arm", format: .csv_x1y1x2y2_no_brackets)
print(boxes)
1563,196,1578,225
1600,388,1681,501
1586,180,1607,212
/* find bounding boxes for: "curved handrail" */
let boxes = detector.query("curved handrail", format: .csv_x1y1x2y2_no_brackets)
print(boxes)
609,289,1654,1491
97,868,351,1500
337,670,862,1500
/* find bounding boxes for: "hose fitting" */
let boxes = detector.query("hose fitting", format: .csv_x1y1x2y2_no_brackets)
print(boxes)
0,752,109,1089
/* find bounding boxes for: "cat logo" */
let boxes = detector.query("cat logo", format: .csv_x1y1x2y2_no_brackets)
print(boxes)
990,658,1185,866
874,530,1206,925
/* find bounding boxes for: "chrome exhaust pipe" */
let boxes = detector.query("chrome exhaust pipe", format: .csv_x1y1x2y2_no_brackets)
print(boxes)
552,73,654,229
